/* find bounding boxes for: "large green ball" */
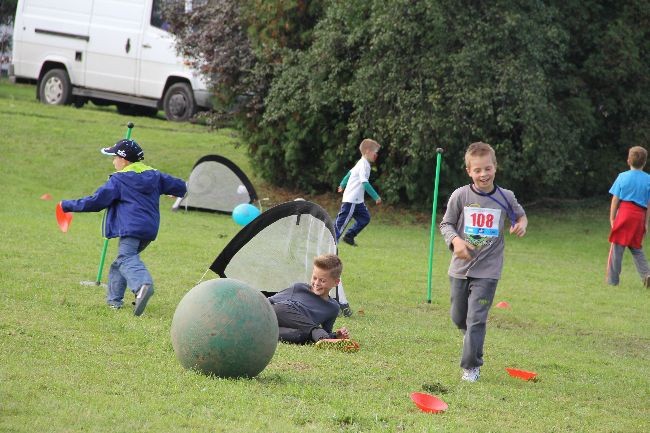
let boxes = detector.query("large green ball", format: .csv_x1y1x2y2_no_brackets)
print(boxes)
170,278,279,378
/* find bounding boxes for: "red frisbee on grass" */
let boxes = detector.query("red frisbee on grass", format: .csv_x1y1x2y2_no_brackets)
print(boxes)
40,193,53,200
505,368,537,381
410,392,448,413
495,301,511,309
55,202,73,233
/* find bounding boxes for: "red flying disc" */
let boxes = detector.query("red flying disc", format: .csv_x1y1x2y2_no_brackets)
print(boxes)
55,202,73,233
495,301,511,309
505,368,537,381
40,193,53,200
410,392,448,413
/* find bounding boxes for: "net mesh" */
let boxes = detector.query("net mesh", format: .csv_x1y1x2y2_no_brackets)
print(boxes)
211,202,337,293
177,156,255,213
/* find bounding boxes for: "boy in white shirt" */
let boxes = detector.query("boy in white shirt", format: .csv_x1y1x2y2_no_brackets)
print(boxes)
332,138,382,317
335,138,382,247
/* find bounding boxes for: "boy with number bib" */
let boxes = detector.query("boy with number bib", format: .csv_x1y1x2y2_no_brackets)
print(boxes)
606,146,650,287
440,142,527,382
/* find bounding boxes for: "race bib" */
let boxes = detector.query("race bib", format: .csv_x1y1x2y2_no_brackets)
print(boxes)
464,207,501,237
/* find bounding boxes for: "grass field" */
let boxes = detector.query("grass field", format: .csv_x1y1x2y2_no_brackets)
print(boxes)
1,79,649,433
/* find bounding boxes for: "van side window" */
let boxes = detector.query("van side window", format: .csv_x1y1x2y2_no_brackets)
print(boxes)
151,0,171,31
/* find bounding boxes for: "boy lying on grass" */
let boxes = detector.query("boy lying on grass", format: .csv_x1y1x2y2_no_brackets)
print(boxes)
268,254,359,352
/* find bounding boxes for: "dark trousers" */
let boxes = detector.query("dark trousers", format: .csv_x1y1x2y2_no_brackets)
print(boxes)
334,202,371,240
272,303,329,344
449,277,498,369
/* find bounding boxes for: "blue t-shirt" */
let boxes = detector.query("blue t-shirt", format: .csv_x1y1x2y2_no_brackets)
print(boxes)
609,169,650,208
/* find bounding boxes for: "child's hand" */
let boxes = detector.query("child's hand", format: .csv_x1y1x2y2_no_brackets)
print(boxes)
375,198,382,205
336,327,350,339
509,216,528,237
451,236,474,260
337,186,344,193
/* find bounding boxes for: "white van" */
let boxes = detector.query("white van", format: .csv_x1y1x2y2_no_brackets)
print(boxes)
10,0,211,121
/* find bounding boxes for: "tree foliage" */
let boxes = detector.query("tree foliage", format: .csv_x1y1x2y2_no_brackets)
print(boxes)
0,0,17,25
0,0,17,54
168,0,650,207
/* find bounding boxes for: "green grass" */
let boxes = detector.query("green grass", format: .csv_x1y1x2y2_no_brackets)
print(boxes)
1,79,649,432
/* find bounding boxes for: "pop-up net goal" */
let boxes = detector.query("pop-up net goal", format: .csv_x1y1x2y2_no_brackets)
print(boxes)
209,200,339,296
173,154,258,213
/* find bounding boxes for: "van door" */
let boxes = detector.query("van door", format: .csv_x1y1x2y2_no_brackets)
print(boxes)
85,0,146,94
137,0,188,99
137,0,176,98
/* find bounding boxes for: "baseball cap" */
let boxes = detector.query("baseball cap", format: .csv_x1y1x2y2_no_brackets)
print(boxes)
101,139,144,162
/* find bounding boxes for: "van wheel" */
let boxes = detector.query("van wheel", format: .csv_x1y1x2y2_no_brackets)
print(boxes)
39,69,72,105
163,82,196,121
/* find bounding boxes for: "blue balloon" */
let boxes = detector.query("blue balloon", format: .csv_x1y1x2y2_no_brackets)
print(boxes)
232,203,261,226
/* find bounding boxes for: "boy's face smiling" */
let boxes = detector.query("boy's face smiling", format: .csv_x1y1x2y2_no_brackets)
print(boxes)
310,266,339,299
466,154,497,193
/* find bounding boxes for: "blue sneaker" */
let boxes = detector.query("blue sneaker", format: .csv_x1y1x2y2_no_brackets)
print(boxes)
133,284,154,316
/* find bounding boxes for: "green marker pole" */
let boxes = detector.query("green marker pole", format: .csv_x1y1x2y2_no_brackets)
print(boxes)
426,148,444,303
94,122,134,285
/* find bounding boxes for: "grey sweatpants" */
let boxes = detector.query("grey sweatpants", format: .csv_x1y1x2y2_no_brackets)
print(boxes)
450,277,498,369
606,243,650,285
272,303,330,344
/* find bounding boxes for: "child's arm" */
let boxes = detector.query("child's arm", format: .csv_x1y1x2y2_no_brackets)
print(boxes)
321,315,338,337
363,182,382,205
610,195,620,228
509,215,528,237
337,171,351,193
440,189,474,260
646,199,650,234
160,173,188,198
61,181,117,213
450,236,475,260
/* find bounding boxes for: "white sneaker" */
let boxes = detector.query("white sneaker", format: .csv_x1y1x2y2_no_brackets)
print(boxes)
461,367,480,382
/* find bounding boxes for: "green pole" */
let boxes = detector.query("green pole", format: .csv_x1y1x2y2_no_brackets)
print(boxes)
426,148,444,303
94,122,134,285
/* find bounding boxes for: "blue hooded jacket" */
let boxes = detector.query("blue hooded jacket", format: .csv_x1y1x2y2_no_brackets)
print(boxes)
61,162,187,240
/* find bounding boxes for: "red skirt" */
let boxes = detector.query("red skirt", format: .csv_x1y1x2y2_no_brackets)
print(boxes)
609,201,647,249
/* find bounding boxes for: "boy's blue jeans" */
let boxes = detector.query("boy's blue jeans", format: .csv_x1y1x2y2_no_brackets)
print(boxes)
107,237,153,307
449,277,498,369
334,202,371,241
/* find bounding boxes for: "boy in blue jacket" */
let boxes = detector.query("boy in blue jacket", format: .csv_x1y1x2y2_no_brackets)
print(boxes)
61,139,187,315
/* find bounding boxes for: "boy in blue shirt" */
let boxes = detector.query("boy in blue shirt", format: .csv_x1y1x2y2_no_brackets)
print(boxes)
607,146,650,287
61,139,187,315
269,254,356,350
